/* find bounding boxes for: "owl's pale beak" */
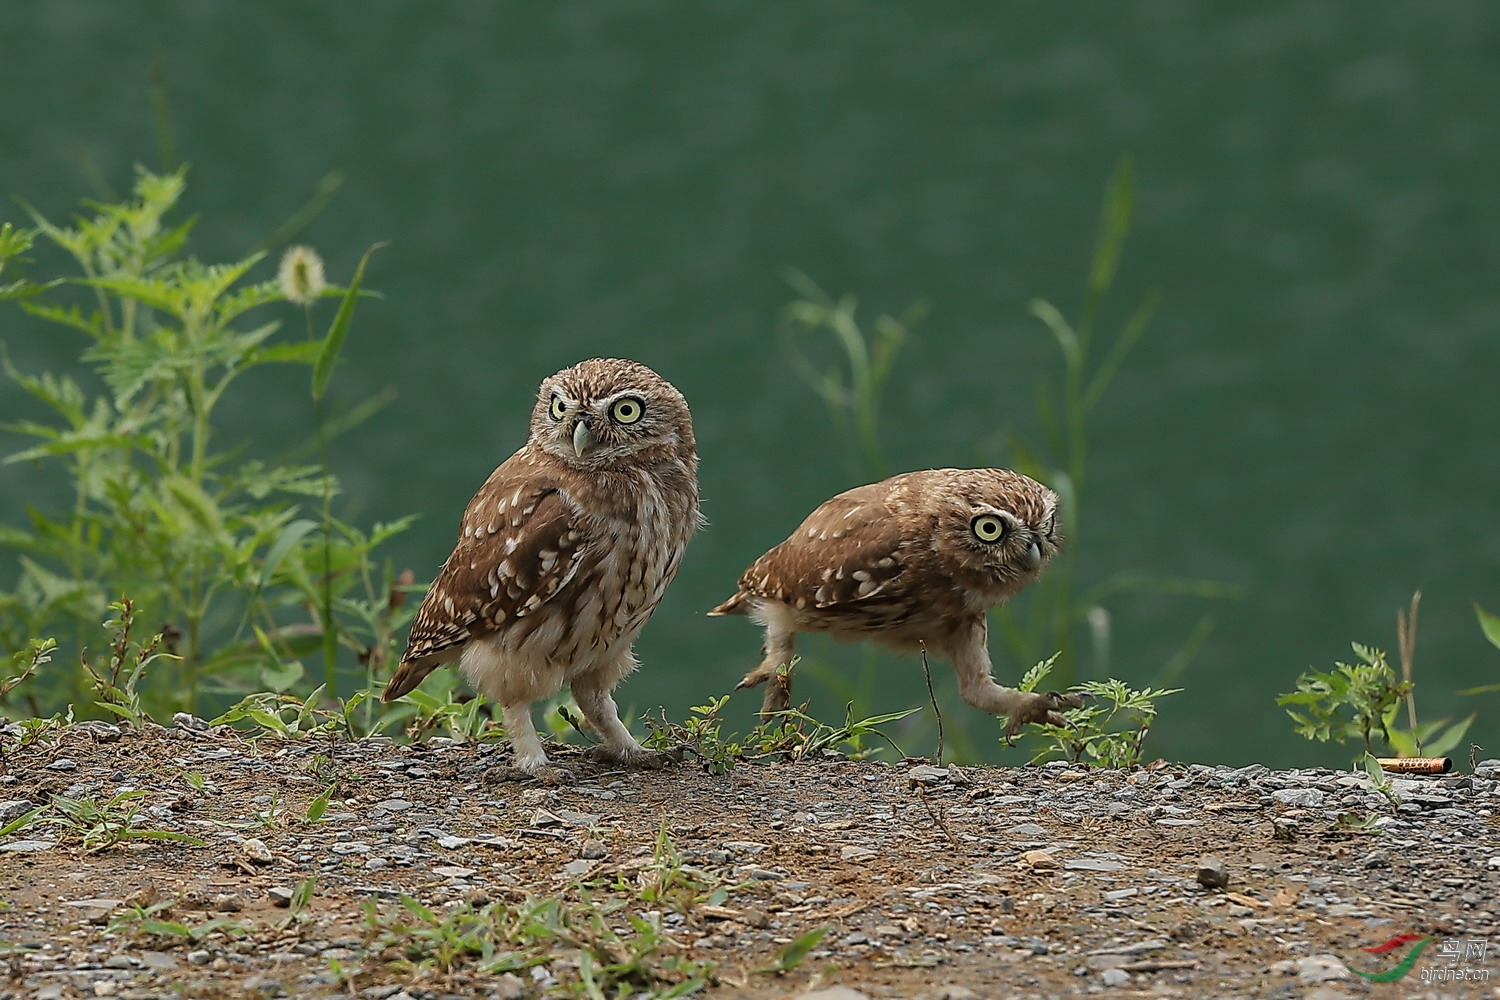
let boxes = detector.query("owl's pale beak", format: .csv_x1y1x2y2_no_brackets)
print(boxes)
572,420,598,458
1024,538,1043,572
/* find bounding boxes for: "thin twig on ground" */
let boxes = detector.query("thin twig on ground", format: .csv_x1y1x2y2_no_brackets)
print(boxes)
916,787,957,846
919,641,944,765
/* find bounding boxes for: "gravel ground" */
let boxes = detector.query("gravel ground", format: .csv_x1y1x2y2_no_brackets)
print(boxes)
1,720,1497,999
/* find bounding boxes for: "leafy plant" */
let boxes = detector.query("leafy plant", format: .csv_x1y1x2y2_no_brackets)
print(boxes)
1462,602,1500,696
46,789,204,853
780,270,924,480
362,891,712,997
107,895,246,945
211,685,374,741
1362,752,1401,807
1021,654,1177,767
1280,619,1473,762
644,694,918,772
0,168,413,721
1279,643,1410,756
81,598,174,727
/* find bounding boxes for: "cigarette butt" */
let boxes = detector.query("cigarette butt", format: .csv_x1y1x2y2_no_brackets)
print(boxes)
1375,757,1452,775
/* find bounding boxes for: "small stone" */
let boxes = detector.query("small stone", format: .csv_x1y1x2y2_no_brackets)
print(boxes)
491,974,526,1000
1100,968,1131,987
1065,857,1124,872
1022,850,1060,869
364,857,389,870
433,866,477,879
722,840,769,855
0,799,34,822
173,712,211,732
840,845,877,861
47,758,78,771
186,949,212,966
0,839,56,852
92,981,117,997
561,859,592,877
240,838,274,864
1197,856,1230,889
1294,954,1350,984
373,798,414,812
800,989,871,1000
435,835,469,849
907,764,949,786
1103,888,1139,902
1008,823,1048,838
103,955,135,969
211,893,243,912
267,886,295,908
580,839,607,859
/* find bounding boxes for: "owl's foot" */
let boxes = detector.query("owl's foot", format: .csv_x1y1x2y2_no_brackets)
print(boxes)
736,663,793,716
1002,689,1088,742
584,742,689,771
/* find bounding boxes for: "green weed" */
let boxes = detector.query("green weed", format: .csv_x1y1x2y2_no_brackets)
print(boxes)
644,694,918,772
1020,654,1178,768
0,168,414,722
46,789,204,853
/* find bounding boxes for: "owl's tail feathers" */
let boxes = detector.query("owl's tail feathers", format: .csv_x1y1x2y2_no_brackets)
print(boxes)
707,591,749,616
381,658,441,702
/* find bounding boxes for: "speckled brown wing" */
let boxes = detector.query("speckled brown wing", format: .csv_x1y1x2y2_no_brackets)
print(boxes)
710,482,914,625
381,462,590,701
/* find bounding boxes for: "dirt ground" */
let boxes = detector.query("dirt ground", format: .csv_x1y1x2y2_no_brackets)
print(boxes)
0,723,1494,999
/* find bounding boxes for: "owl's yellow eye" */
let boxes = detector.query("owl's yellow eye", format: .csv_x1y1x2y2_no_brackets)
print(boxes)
610,397,644,425
971,514,1007,543
548,395,567,421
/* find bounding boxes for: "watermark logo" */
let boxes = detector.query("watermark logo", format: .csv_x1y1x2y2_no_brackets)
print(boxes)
1347,933,1490,984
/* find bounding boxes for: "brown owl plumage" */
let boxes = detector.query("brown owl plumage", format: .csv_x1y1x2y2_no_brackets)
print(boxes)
383,358,701,780
710,468,1082,738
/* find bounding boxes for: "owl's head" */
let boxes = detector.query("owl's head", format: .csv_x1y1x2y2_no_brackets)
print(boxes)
531,358,696,469
925,469,1062,593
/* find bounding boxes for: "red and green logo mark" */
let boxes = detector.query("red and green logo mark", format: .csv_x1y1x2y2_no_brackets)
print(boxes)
1347,933,1437,982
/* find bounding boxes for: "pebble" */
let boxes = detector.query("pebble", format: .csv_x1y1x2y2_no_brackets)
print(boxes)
47,758,78,771
267,886,295,908
580,838,608,859
1196,856,1230,889
186,950,211,966
1100,967,1131,987
239,838,274,864
0,799,36,821
906,764,949,786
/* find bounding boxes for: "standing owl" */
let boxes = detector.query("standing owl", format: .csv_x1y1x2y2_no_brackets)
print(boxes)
383,358,700,781
710,468,1083,739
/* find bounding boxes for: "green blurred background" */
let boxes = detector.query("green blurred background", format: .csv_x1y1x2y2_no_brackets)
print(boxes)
2,2,1497,766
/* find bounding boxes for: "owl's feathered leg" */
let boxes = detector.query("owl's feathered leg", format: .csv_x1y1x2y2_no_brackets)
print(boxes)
572,658,684,770
501,703,548,771
944,618,1085,741
736,619,797,715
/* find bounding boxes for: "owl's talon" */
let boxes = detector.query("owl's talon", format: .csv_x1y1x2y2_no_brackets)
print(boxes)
584,743,687,771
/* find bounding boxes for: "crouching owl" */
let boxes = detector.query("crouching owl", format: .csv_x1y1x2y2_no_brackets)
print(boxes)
383,358,701,781
710,468,1082,738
